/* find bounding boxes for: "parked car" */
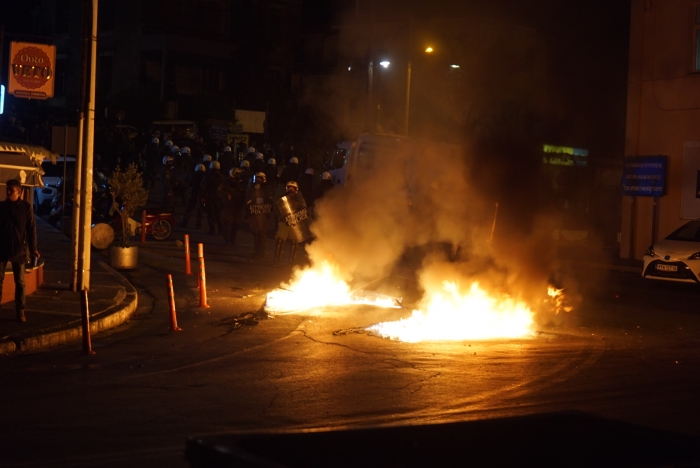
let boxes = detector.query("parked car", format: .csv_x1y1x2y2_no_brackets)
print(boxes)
642,220,700,283
34,157,75,213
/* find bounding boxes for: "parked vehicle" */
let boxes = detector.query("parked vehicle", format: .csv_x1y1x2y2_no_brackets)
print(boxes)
107,207,175,241
326,133,461,187
642,220,700,283
34,156,75,213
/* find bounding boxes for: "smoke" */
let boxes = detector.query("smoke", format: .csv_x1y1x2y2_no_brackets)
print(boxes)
299,132,578,327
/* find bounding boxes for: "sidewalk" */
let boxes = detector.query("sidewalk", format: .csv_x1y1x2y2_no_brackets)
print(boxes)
0,218,138,355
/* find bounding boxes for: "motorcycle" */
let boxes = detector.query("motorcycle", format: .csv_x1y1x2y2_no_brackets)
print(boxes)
109,208,175,241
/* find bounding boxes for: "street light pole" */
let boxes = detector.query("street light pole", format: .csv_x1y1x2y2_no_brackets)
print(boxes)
74,0,98,291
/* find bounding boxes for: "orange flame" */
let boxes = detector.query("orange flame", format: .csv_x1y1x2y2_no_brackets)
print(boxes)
265,261,399,313
368,281,534,342
547,286,574,315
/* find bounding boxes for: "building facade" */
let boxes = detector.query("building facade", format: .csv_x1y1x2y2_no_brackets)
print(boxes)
623,0,700,258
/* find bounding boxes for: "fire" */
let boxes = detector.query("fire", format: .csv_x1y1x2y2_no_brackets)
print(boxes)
547,286,574,314
265,262,572,343
368,281,534,343
265,261,399,313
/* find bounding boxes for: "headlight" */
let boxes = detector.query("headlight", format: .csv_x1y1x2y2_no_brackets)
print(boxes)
688,252,700,260
645,245,656,257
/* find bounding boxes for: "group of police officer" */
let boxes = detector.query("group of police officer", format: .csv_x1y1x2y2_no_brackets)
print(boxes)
150,136,334,265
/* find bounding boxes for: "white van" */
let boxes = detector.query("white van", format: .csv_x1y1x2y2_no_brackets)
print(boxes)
327,133,411,186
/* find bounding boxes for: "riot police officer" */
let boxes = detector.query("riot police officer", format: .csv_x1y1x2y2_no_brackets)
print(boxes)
245,172,273,258
199,161,224,234
218,168,245,245
273,180,310,266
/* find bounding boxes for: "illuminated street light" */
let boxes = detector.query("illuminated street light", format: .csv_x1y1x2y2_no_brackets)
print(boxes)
379,60,391,68
450,64,460,69
425,46,434,53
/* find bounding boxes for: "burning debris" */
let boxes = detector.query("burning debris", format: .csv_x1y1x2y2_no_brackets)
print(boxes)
264,261,401,314
263,135,575,343
367,281,534,343
547,286,575,315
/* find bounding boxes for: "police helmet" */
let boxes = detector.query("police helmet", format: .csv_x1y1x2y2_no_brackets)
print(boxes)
321,171,331,180
240,160,250,168
171,145,180,153
209,161,221,170
230,168,243,178
256,152,264,160
162,155,174,165
247,146,256,154
254,172,266,184
285,180,299,191
290,157,299,164
164,139,173,147
181,146,191,154
305,168,314,175
223,146,232,153
151,137,159,145
195,164,206,172
267,158,276,165
94,171,106,182
202,154,212,162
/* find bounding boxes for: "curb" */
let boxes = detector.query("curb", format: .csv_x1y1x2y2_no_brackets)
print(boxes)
3,261,138,354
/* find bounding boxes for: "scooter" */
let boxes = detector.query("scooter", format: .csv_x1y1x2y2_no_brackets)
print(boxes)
110,208,175,241
136,211,175,241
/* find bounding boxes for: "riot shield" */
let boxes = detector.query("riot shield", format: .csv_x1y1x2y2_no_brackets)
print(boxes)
276,191,312,243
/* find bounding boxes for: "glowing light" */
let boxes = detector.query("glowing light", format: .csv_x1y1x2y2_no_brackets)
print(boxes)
450,64,460,69
266,262,571,343
265,261,399,314
547,286,573,315
368,281,534,343
425,47,434,53
379,60,391,68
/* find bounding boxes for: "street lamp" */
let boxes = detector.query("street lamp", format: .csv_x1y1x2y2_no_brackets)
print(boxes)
404,46,434,137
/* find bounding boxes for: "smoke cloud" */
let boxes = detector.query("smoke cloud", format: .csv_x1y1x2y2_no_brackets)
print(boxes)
302,133,573,326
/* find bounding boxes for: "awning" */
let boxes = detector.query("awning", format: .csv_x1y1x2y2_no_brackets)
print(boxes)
0,142,59,165
0,141,58,187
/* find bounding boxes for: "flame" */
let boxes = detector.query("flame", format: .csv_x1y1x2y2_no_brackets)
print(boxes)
265,261,398,313
547,286,574,315
266,261,553,343
368,281,534,343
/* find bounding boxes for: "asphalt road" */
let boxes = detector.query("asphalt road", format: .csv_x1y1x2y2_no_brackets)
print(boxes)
2,227,700,467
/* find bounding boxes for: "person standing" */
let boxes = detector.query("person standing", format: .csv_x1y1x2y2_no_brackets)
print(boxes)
199,161,224,235
273,180,305,266
179,163,207,229
264,158,278,191
245,172,272,258
160,155,176,212
218,168,245,245
298,168,316,208
0,179,39,322
313,171,334,204
280,156,301,186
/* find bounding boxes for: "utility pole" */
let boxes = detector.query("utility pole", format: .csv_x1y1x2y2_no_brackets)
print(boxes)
73,0,98,291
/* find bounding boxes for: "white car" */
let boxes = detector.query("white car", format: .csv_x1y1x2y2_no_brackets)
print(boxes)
642,220,700,283
34,157,75,213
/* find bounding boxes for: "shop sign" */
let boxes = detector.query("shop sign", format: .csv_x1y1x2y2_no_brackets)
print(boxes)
8,42,56,99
